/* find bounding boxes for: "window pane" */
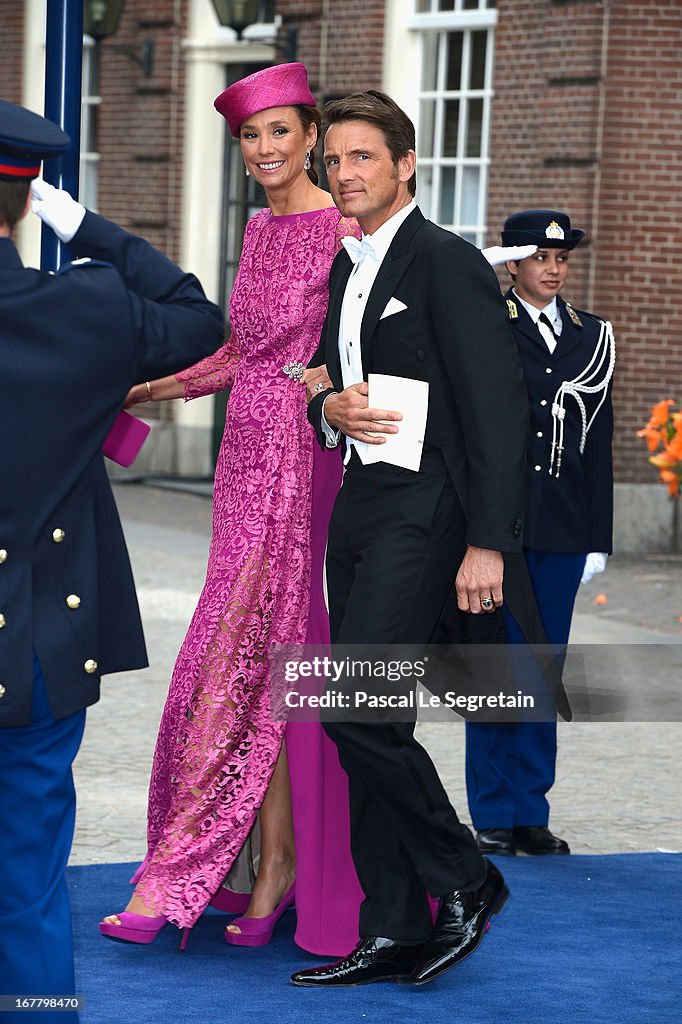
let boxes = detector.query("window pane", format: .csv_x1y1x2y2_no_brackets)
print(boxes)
438,0,456,10
419,100,436,158
462,0,480,9
421,32,439,92
416,0,431,11
439,166,457,224
461,166,480,224
459,230,477,243
445,33,463,91
466,98,483,156
417,165,434,218
442,99,459,156
470,31,487,90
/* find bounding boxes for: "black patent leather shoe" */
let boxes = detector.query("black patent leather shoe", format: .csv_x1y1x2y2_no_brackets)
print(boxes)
513,826,570,855
404,858,509,986
476,828,516,856
290,936,421,988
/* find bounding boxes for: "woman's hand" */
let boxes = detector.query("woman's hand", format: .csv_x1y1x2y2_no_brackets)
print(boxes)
301,365,333,405
124,383,150,408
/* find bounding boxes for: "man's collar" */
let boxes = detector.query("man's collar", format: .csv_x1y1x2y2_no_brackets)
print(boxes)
361,200,417,260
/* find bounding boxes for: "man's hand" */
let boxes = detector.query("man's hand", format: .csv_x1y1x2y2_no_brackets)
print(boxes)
302,365,333,405
323,383,401,444
455,546,504,614
31,177,86,243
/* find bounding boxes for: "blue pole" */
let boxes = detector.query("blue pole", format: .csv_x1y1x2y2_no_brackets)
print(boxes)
41,0,83,271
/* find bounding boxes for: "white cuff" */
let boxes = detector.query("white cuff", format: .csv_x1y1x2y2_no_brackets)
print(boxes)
581,552,608,585
321,394,341,449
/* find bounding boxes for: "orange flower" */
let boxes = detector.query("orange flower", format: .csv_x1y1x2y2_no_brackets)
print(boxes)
650,398,674,427
649,452,677,469
593,593,608,605
637,424,665,452
666,433,682,461
660,470,681,497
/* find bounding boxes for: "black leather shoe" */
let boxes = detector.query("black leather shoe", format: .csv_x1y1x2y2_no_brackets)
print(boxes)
513,826,570,855
476,828,516,856
404,858,509,986
290,936,422,988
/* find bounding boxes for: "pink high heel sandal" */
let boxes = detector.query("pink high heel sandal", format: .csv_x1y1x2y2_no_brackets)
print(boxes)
224,883,295,947
99,913,191,951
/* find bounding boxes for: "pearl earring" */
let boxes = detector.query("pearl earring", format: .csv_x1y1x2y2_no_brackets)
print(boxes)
304,151,311,171
245,166,250,177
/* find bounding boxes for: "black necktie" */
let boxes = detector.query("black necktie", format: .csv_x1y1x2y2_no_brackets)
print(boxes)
538,312,558,338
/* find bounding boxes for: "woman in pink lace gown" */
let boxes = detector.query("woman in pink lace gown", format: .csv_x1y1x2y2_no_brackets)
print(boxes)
100,64,362,955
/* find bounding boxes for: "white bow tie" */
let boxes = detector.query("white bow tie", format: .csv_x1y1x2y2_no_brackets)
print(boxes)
341,235,377,267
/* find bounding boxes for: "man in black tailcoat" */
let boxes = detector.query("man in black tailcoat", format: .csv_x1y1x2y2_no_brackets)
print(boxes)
290,92,553,990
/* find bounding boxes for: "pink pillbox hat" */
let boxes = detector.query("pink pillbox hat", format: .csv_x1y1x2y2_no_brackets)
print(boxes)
214,62,316,138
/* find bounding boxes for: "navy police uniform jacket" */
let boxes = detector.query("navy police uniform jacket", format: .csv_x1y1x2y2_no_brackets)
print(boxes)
504,288,613,555
0,211,224,726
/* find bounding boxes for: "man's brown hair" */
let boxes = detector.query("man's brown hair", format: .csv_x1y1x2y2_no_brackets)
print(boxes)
0,180,30,232
323,90,417,197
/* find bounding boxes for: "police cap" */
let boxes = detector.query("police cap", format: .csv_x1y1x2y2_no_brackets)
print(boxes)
501,209,585,250
0,99,70,182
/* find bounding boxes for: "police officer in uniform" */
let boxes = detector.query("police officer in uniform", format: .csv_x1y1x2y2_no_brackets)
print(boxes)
469,209,615,857
0,100,223,1013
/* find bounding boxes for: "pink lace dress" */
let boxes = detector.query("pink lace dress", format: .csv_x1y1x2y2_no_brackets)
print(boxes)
135,206,362,955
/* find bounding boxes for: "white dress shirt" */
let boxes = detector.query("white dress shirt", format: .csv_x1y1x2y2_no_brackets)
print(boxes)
513,291,563,354
322,200,417,461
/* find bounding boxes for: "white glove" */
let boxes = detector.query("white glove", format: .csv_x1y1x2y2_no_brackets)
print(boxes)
31,177,86,243
481,244,538,267
581,552,608,585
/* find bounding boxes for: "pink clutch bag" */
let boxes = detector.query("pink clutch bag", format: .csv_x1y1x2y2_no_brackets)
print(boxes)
103,410,151,467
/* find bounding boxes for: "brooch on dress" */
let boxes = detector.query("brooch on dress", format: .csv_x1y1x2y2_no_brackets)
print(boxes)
282,361,304,382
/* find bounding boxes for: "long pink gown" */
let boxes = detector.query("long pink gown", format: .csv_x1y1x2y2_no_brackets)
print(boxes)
135,206,363,955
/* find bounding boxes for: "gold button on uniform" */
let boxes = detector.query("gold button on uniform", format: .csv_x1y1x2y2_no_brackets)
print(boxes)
0,684,6,698
0,613,5,628
52,528,66,543
84,659,98,674
0,549,7,563
66,594,81,609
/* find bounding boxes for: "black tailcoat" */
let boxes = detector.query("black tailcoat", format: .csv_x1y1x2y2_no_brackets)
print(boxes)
309,207,529,553
0,212,224,726
505,289,613,553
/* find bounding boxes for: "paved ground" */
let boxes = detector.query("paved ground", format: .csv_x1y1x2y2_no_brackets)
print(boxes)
70,481,682,870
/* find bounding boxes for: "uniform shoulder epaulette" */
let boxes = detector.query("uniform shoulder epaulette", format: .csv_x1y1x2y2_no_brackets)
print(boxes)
56,257,113,276
563,302,583,327
565,302,608,329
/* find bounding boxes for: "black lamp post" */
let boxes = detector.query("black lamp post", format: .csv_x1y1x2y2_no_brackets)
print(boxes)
83,0,154,77
209,0,297,62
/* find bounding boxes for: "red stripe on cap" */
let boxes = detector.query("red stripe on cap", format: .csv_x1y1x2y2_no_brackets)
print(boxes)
0,162,40,178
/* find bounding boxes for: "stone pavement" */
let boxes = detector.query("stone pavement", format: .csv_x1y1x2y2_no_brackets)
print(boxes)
70,481,682,869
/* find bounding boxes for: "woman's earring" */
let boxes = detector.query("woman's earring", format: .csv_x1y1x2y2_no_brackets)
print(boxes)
304,151,311,171
244,165,250,177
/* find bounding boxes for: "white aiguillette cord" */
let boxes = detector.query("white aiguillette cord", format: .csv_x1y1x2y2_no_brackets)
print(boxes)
549,319,616,478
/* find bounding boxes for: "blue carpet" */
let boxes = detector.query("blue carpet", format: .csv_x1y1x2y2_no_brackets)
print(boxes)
69,855,679,1024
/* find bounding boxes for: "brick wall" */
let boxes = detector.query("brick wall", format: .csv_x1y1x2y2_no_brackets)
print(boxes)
277,0,386,97
97,0,187,265
592,0,682,482
489,0,682,484
0,1,24,103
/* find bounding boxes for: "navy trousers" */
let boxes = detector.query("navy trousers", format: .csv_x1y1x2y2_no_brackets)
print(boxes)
465,550,584,829
0,653,85,1023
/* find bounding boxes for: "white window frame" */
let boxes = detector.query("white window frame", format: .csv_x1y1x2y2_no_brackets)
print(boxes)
80,36,101,211
410,2,497,246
